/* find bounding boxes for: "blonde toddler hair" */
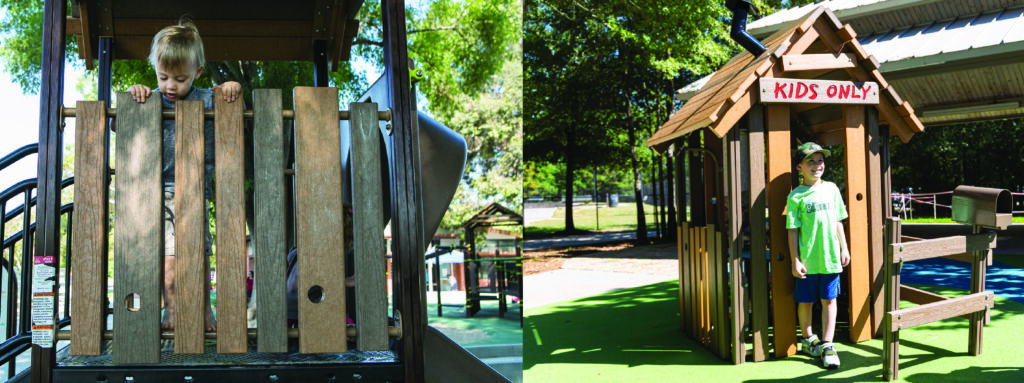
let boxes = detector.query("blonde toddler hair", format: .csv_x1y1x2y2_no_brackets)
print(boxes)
148,19,205,71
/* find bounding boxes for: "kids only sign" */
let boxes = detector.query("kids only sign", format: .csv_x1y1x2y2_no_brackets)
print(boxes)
758,78,879,104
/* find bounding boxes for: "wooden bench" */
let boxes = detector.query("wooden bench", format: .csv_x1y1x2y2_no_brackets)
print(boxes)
67,87,396,364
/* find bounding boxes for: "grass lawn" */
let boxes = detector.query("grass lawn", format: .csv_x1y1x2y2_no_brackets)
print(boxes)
526,204,665,236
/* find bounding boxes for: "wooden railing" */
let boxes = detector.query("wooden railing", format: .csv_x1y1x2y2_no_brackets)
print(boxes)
66,87,396,364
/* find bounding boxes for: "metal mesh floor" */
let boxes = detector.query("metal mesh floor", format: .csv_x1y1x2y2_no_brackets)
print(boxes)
56,339,398,367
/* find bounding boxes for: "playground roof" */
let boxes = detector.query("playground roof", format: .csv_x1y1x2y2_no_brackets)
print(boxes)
647,6,924,154
66,0,364,71
461,203,523,229
678,0,1024,127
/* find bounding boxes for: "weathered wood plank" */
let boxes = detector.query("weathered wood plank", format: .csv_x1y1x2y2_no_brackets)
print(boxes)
889,291,993,332
71,101,108,356
253,89,288,352
866,106,884,338
766,104,797,358
350,102,389,351
727,128,745,364
747,103,769,362
890,234,996,263
844,105,871,343
781,53,857,72
294,87,347,353
214,89,247,353
707,224,717,353
969,226,987,355
113,92,162,364
715,228,730,360
174,100,207,354
899,285,974,321
680,221,690,335
883,218,901,381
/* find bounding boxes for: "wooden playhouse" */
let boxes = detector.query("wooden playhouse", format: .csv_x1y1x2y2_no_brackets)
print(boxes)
646,6,928,364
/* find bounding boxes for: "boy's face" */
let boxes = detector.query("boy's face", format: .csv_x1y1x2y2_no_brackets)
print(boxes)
797,153,825,183
156,64,203,101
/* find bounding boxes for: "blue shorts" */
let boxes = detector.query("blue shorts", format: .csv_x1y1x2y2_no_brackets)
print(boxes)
794,273,840,303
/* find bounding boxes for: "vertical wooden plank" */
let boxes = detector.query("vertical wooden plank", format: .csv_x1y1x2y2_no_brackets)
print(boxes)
254,89,288,352
767,104,797,358
71,101,108,356
214,89,247,353
715,229,730,360
694,226,702,342
294,86,346,353
351,102,389,351
844,105,871,343
707,224,718,355
113,92,162,364
727,128,745,364
968,225,987,356
679,222,689,334
174,100,207,354
866,106,884,338
689,134,705,226
883,218,901,381
748,103,769,362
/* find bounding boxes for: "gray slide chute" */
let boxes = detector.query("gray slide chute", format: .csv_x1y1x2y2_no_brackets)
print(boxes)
339,76,467,251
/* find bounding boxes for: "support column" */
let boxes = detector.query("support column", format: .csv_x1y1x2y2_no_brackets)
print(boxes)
844,105,871,343
766,104,796,358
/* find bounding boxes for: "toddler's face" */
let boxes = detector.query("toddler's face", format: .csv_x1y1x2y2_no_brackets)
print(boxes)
156,64,203,101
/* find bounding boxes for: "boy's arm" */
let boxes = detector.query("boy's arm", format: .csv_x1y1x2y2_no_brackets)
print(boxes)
788,228,806,278
835,220,850,267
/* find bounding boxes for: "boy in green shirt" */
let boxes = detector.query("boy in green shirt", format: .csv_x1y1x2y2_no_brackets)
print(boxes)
786,142,850,369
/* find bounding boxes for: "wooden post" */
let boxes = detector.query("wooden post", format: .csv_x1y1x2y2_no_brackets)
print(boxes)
767,104,797,358
843,105,871,343
677,137,691,335
70,101,108,356
214,89,248,353
882,217,901,381
866,106,884,337
707,224,717,352
351,102,390,351
253,89,288,352
727,128,745,364
968,225,988,356
174,100,207,354
113,92,162,364
748,103,769,362
294,87,347,353
688,132,705,340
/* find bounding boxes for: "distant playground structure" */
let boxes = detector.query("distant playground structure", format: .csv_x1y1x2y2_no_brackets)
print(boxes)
647,2,1021,380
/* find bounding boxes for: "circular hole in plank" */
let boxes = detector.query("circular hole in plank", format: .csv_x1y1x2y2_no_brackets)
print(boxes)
124,293,141,312
308,285,325,303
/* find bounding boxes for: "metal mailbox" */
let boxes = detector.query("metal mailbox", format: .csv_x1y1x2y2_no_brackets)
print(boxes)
952,185,1013,230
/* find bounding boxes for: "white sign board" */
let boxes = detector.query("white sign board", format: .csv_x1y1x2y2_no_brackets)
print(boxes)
759,78,879,104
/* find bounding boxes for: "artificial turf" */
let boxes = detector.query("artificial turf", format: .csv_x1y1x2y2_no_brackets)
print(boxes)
524,280,1024,382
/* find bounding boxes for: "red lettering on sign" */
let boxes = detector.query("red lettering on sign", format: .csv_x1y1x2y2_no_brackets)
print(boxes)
788,83,794,99
862,85,872,99
827,85,837,98
774,82,788,99
795,82,809,98
838,85,851,99
809,84,818,100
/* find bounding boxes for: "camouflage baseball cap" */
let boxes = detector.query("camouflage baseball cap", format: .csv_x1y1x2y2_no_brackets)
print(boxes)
795,142,831,163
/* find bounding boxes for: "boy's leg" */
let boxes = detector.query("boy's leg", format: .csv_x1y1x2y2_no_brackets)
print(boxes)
162,256,175,329
798,302,815,338
821,298,837,342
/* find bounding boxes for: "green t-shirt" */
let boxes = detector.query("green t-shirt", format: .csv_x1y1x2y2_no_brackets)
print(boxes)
785,181,848,274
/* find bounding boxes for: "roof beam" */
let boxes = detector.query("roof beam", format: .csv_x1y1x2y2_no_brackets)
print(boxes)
781,53,856,72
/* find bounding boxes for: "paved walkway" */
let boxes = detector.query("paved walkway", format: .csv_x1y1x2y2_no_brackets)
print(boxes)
523,230,659,251
524,242,677,309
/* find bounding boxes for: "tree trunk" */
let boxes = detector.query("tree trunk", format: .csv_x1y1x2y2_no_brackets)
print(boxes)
564,130,577,232
652,163,661,238
627,98,647,242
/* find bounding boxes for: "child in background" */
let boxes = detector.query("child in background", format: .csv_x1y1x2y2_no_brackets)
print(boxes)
127,19,242,331
786,142,850,369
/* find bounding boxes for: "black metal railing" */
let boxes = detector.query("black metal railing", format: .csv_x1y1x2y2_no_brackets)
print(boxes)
0,143,77,380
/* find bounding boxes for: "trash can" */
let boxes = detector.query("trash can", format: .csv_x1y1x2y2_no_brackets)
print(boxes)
608,193,619,207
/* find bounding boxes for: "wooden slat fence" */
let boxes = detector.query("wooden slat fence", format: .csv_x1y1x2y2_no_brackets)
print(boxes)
67,88,395,363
